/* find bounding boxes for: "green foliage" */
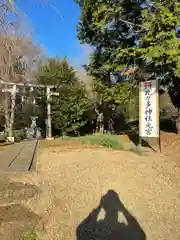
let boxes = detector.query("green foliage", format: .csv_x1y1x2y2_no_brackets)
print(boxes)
92,78,136,121
138,1,180,79
76,0,180,82
13,129,26,142
76,0,180,120
51,82,92,135
37,58,94,135
22,231,37,240
0,131,6,142
76,0,144,75
75,0,140,125
135,1,180,112
37,58,77,86
63,133,123,150
113,82,136,105
14,102,37,129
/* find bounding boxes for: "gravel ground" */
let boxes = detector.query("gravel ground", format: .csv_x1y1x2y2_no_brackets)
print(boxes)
36,146,180,240
1,140,180,240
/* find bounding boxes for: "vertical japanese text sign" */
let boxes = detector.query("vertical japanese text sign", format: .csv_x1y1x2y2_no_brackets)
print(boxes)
139,80,159,137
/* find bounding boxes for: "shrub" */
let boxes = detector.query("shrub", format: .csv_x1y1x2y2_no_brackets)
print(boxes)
0,131,6,142
13,129,26,142
75,133,123,150
22,231,37,240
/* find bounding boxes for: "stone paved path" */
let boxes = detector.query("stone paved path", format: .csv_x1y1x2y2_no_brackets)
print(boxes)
0,140,38,172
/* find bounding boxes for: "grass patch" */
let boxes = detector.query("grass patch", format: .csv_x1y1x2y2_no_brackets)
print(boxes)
64,133,123,150
39,134,148,155
22,231,37,240
40,134,123,150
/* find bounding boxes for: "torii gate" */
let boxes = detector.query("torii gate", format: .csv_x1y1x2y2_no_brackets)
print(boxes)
0,80,59,142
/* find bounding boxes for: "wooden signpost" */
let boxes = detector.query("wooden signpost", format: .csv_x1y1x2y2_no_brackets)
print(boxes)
139,80,160,152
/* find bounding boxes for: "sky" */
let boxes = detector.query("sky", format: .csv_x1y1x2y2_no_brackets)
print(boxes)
15,0,90,68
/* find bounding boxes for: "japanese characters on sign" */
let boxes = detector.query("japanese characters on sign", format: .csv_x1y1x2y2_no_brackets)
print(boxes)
139,80,159,138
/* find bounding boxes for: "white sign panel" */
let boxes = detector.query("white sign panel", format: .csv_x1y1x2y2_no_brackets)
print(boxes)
139,80,159,137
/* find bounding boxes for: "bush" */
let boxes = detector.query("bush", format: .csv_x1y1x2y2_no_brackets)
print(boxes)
22,231,37,240
0,131,6,142
74,133,123,150
13,129,26,142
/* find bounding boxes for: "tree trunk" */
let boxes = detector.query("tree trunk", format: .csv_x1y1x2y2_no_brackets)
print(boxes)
96,116,100,132
99,120,104,133
95,112,104,133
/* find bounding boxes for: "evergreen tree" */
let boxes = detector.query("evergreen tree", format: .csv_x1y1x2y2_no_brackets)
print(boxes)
37,58,94,136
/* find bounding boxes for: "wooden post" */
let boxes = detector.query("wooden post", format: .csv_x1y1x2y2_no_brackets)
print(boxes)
9,84,17,140
4,85,9,135
2,84,17,142
157,80,161,153
137,80,142,148
46,86,52,139
46,87,59,140
0,80,59,141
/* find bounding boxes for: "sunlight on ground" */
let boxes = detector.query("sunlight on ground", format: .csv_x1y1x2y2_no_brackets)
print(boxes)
0,133,180,239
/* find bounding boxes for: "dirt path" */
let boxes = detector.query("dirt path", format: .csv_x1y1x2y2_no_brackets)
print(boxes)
0,141,180,239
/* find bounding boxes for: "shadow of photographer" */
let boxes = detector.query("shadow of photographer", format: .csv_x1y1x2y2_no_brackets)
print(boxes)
77,190,146,240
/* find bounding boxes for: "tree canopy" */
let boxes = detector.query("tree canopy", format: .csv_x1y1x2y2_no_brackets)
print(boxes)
76,0,180,109
37,58,94,135
76,0,180,77
75,0,145,75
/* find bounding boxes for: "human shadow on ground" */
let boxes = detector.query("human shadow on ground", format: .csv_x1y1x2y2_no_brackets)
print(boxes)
76,190,146,240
